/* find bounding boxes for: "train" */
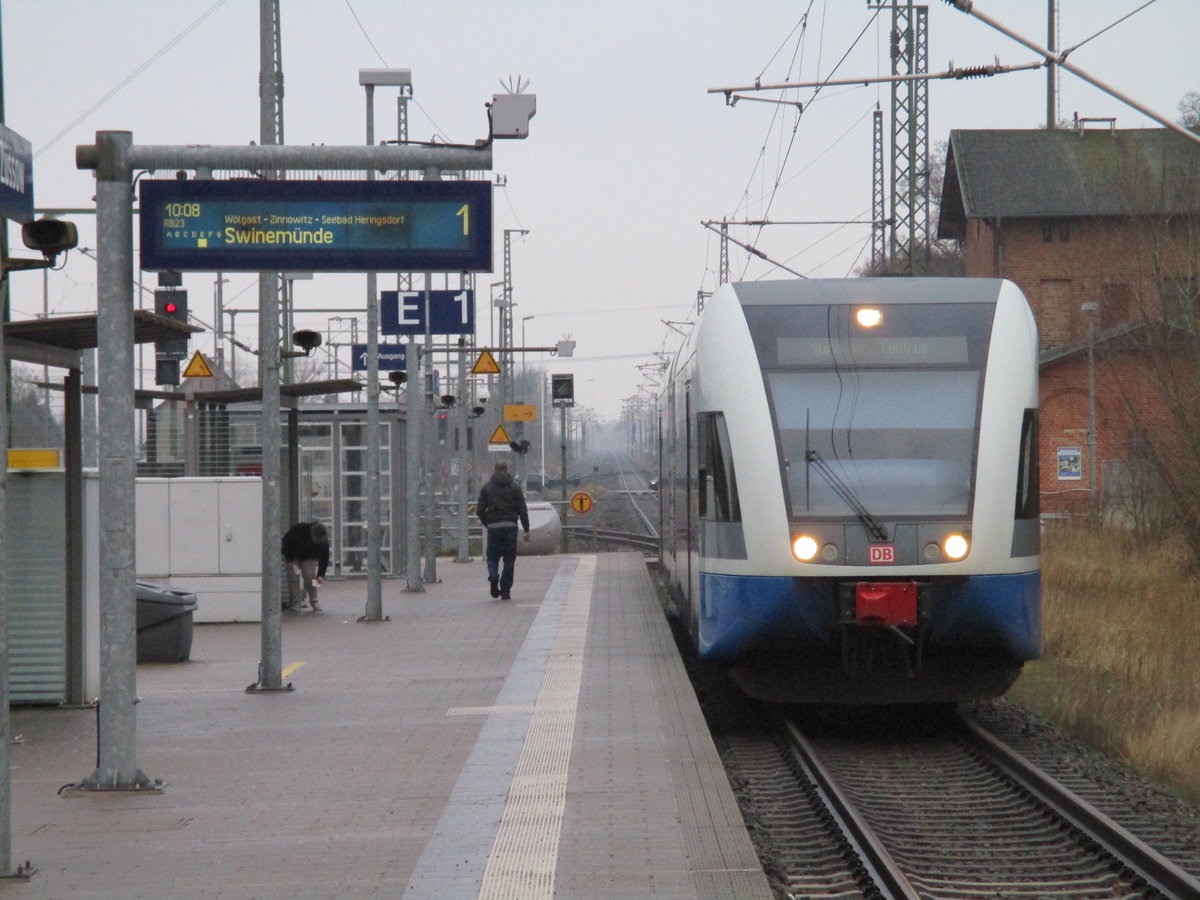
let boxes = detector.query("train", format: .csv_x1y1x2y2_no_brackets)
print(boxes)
657,277,1041,704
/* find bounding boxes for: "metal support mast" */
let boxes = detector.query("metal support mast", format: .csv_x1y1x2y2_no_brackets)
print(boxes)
499,229,527,407
719,219,729,285
252,0,287,691
1046,0,1058,128
884,0,930,275
871,105,886,271
259,0,284,146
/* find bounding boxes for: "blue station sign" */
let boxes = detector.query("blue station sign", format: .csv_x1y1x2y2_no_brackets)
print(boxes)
352,343,408,372
0,124,34,224
381,289,475,336
138,179,492,273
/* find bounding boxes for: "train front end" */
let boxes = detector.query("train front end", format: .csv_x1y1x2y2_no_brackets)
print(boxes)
699,278,1040,704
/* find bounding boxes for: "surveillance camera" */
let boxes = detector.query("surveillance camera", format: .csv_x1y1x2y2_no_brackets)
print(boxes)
440,394,456,407
471,405,486,417
292,330,322,354
388,370,407,386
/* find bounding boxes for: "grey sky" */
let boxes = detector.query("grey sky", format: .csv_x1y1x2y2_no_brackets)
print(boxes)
5,1,1197,419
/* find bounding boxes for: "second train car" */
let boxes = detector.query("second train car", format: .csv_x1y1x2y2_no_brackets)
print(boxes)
658,278,1040,704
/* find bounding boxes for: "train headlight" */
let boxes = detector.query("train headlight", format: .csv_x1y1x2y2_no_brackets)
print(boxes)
856,307,882,328
792,535,819,562
943,534,970,560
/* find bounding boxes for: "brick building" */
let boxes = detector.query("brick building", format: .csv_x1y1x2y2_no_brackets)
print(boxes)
937,126,1200,524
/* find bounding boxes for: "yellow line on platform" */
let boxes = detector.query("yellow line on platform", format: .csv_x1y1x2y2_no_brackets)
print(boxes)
282,661,306,678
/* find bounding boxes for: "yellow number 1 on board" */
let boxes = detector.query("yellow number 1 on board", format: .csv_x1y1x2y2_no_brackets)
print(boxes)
457,204,469,235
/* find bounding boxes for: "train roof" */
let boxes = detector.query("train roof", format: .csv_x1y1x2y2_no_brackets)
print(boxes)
728,277,1008,307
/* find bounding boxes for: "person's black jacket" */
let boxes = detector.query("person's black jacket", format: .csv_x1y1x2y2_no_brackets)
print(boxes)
476,469,530,532
281,522,330,578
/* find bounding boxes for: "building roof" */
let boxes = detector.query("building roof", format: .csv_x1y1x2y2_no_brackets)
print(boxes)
4,310,203,370
5,309,199,350
937,128,1200,239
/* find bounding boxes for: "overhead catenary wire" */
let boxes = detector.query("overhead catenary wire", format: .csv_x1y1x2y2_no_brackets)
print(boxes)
727,8,883,281
34,0,234,158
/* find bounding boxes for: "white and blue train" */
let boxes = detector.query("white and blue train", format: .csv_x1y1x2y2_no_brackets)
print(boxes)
658,278,1040,704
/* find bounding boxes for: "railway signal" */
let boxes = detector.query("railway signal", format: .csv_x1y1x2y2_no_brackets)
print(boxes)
551,373,574,408
154,289,190,385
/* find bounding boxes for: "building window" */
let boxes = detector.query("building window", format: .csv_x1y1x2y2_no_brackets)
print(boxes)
1099,282,1132,328
1161,276,1199,328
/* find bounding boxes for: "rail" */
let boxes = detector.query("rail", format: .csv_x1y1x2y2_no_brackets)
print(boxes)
963,720,1200,899
771,709,1200,899
565,526,658,554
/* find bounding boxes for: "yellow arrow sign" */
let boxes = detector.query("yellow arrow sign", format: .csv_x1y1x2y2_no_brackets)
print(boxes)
472,350,501,375
183,350,214,379
504,404,537,422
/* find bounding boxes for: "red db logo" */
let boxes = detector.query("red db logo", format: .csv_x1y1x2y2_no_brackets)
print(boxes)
869,545,895,564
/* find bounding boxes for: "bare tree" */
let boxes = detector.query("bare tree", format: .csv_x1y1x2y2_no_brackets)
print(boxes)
858,139,964,277
8,366,64,449
1179,91,1200,130
1089,151,1200,546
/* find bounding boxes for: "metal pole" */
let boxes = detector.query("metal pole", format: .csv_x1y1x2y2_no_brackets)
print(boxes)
421,279,437,583
1046,0,1058,128
559,404,568,553
79,130,153,789
0,218,12,878
363,82,385,621
1084,302,1099,525
252,267,286,691
248,0,287,691
405,337,424,591
945,0,1200,145
456,336,471,562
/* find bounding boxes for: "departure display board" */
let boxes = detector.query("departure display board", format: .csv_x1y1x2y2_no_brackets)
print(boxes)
139,179,492,272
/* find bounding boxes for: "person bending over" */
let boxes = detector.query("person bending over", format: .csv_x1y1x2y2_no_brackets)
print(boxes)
282,521,330,612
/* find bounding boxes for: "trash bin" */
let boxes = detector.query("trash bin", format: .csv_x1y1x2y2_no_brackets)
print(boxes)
136,582,198,663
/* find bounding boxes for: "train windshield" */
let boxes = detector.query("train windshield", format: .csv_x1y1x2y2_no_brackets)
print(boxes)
744,302,995,519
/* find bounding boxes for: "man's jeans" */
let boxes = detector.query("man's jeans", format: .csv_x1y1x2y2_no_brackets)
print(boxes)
485,524,519,593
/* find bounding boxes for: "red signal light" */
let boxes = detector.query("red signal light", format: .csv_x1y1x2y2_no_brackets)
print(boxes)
163,302,179,314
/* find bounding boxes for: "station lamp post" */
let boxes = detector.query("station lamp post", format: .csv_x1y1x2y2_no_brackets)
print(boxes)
1082,300,1100,525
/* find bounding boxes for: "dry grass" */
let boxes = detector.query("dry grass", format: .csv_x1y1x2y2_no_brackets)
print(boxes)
1007,525,1200,804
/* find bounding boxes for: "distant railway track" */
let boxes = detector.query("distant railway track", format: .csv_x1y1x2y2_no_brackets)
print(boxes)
565,526,658,554
760,711,1200,899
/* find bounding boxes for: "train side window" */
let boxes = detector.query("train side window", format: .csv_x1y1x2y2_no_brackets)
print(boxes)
697,412,741,522
1015,409,1039,520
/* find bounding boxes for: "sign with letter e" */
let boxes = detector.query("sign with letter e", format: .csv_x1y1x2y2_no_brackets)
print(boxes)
381,289,475,335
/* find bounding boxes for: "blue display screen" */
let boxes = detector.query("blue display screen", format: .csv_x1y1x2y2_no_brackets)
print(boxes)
139,179,492,272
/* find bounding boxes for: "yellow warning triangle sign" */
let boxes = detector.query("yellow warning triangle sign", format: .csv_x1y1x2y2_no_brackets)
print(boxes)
183,351,214,379
488,423,512,445
472,350,501,375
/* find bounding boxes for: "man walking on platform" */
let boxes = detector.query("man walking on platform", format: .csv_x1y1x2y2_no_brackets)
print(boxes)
476,460,530,600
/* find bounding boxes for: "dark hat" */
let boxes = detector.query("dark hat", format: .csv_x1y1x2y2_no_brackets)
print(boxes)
494,461,509,471
310,523,329,543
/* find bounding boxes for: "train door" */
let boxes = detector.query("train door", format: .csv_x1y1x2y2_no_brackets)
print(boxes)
684,385,697,637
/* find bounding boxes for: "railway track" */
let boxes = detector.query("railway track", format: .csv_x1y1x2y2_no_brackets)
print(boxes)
566,448,659,551
750,709,1200,899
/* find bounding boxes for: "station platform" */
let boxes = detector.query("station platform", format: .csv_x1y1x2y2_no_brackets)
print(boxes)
7,552,772,899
